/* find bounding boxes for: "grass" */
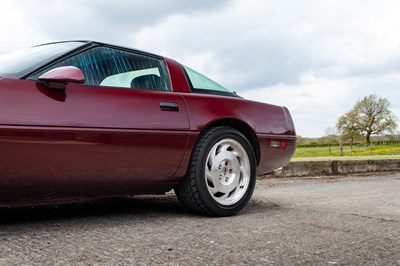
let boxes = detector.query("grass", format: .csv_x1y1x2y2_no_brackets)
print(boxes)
292,155,400,162
293,144,400,161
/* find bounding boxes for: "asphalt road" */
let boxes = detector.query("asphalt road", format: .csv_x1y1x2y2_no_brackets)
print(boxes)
1,173,399,265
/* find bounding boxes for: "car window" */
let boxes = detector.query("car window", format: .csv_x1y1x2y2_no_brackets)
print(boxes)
28,46,171,91
182,65,234,95
100,68,160,88
0,42,84,79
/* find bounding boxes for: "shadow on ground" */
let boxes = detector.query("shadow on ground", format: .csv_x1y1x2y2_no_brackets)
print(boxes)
0,194,278,225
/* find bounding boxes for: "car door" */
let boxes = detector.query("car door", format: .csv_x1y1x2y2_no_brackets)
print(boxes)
0,46,189,200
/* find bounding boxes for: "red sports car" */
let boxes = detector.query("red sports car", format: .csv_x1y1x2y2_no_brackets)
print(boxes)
0,41,296,216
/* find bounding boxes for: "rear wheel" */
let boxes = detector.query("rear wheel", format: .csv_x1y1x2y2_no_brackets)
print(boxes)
175,126,256,216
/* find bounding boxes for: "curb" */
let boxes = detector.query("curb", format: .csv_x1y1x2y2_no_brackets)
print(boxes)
264,159,400,178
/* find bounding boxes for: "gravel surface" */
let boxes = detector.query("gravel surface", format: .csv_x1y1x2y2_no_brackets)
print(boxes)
1,173,399,265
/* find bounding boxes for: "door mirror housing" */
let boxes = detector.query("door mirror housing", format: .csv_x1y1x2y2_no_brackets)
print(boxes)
38,66,85,89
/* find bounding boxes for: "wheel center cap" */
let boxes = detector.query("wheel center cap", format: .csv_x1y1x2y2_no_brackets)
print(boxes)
218,161,234,183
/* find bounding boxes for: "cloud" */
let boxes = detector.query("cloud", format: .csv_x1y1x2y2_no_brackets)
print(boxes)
2,0,231,48
134,0,400,88
0,1,51,52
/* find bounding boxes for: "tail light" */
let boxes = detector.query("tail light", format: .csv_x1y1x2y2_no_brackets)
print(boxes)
270,140,287,148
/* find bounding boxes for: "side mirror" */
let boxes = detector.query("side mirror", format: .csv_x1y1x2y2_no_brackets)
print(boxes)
38,66,85,90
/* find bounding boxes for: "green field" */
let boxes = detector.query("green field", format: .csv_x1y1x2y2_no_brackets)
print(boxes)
291,155,400,162
294,144,400,158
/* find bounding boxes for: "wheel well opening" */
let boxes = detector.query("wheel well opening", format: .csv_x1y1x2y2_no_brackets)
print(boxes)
201,119,260,165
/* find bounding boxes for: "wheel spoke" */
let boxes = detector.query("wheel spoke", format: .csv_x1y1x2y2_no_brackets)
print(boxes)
216,191,229,202
207,145,218,167
210,181,223,194
223,181,240,196
205,167,214,182
206,165,222,186
217,143,231,153
231,149,242,159
239,164,248,178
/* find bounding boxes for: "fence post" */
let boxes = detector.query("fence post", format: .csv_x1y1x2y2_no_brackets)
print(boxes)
339,139,343,157
332,161,339,175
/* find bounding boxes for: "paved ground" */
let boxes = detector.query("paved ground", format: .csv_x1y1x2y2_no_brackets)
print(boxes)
1,173,399,265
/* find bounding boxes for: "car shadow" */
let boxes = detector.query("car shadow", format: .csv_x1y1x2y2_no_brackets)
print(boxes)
0,195,190,225
0,195,279,225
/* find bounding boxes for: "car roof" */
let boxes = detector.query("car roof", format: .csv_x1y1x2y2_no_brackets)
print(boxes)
34,40,165,60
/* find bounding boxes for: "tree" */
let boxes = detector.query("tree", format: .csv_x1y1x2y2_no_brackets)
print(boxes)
324,127,338,138
296,135,306,145
336,94,398,143
336,109,362,143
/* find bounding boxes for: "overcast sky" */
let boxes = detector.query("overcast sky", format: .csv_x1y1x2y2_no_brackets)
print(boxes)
1,0,400,137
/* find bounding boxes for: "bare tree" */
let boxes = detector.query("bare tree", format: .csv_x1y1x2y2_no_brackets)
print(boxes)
336,94,398,143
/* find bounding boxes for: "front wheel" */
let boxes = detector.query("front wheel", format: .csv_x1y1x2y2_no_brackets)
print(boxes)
175,127,256,216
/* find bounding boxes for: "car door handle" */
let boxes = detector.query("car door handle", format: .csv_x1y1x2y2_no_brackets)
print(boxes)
160,102,179,111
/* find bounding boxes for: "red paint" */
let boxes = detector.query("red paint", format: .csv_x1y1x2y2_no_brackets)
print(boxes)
38,66,85,84
164,58,191,93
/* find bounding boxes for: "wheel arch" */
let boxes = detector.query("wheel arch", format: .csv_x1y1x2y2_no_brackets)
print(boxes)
199,118,261,166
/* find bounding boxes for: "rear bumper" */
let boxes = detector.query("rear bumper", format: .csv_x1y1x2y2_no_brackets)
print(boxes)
256,134,296,176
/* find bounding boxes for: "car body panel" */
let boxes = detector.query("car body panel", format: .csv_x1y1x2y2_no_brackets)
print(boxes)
0,78,190,203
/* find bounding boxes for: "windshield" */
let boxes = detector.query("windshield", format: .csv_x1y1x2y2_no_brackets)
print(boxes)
0,42,85,78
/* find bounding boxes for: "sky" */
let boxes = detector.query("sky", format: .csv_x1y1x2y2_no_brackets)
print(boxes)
1,0,400,137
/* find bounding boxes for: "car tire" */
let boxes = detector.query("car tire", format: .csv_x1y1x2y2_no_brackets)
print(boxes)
175,126,256,216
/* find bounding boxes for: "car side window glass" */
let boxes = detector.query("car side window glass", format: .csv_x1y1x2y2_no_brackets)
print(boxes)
183,65,232,93
28,47,171,91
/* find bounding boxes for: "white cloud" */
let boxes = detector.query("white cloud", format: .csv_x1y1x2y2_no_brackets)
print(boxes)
0,1,51,52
